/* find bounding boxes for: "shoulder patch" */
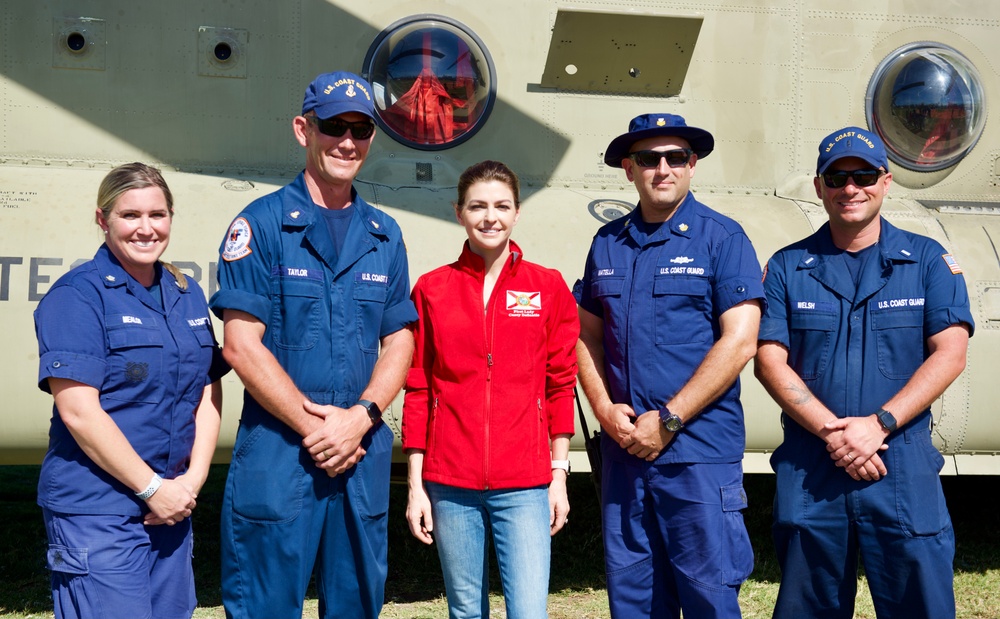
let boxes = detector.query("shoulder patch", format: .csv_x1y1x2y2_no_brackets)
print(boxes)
222,217,253,262
942,253,962,274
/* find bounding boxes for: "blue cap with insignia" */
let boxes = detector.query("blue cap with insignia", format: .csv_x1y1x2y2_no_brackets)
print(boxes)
302,71,375,120
816,126,889,174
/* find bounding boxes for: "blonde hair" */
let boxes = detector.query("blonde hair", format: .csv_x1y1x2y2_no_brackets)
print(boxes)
97,163,186,290
97,162,174,222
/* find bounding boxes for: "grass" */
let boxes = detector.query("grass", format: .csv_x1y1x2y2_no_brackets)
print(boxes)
1,467,998,618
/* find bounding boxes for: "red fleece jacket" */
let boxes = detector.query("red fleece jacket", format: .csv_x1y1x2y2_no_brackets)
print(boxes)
402,241,579,490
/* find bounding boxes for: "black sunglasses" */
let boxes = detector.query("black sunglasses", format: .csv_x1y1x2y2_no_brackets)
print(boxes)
308,115,375,140
821,169,884,188
628,149,694,168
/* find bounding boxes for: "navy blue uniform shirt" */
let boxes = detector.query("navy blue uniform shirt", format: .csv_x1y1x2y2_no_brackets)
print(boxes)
760,217,974,427
578,192,765,464
35,245,228,516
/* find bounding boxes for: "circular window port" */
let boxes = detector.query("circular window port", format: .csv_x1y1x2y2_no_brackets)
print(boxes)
363,15,497,151
866,43,986,172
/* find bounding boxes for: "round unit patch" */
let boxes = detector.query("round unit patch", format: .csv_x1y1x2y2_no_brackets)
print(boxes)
222,217,253,262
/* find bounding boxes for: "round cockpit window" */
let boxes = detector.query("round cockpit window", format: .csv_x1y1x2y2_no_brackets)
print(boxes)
363,15,497,150
866,43,986,172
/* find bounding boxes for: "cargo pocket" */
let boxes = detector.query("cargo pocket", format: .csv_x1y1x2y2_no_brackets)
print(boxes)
894,432,950,537
720,484,754,586
351,423,393,520
230,424,305,523
47,545,89,576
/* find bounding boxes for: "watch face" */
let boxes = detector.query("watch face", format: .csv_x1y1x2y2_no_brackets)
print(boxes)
878,410,897,431
664,416,683,432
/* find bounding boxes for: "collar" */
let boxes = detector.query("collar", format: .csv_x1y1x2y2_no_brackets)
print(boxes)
457,240,523,278
93,244,132,289
92,245,188,310
280,172,387,239
617,192,697,244
796,217,917,271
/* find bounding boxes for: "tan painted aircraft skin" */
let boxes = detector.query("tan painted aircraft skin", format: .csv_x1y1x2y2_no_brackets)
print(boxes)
2,1,999,474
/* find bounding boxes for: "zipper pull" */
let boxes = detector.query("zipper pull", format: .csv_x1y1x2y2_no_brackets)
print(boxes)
487,353,493,367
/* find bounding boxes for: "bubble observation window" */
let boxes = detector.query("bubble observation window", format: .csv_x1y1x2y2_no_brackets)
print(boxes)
363,15,497,150
866,43,986,172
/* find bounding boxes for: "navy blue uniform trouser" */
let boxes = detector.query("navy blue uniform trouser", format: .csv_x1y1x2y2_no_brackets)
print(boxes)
43,509,195,619
221,419,393,619
601,452,754,619
771,422,955,619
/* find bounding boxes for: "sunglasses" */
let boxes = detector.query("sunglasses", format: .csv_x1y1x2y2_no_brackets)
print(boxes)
821,169,884,188
628,149,694,168
308,115,375,140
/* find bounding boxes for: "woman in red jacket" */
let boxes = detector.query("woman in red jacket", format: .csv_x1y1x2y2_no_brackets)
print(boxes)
402,160,579,618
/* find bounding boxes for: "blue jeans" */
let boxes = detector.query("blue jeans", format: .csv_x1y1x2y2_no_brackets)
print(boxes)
426,482,551,619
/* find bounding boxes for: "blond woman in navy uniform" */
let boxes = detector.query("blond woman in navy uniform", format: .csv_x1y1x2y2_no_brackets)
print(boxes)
34,163,228,619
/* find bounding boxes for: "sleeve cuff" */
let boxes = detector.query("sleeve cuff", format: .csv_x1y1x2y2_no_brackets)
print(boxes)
547,394,576,437
209,289,271,324
926,307,976,338
38,351,107,393
380,300,419,338
715,276,767,315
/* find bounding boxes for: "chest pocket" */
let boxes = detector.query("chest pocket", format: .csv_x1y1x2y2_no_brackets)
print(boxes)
270,276,323,350
872,308,924,379
105,320,165,404
354,284,388,353
184,324,217,394
788,308,837,380
653,276,711,346
591,275,626,343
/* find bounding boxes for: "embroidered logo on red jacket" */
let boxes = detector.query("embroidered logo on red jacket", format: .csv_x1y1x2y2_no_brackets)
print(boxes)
506,290,541,316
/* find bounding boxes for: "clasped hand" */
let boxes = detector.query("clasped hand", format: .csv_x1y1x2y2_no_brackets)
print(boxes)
301,400,369,477
823,416,889,482
143,477,197,526
604,405,674,462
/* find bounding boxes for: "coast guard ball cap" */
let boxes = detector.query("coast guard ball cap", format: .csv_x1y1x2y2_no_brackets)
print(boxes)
816,126,890,174
604,113,714,168
302,71,375,120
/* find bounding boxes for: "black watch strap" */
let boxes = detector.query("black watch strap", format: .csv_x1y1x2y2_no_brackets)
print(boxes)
357,399,382,424
876,408,897,433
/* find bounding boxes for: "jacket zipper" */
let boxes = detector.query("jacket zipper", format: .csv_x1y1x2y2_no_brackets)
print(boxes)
482,253,513,490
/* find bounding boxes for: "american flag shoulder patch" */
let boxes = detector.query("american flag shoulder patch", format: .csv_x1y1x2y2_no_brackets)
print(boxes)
942,254,962,275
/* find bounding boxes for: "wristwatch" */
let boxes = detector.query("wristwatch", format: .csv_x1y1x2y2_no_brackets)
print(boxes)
357,399,382,424
658,406,684,433
551,459,571,475
875,408,897,433
135,473,162,501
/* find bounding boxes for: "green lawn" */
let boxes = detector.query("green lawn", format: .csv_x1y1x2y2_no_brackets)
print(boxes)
1,467,998,618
